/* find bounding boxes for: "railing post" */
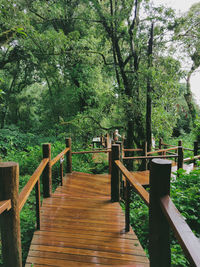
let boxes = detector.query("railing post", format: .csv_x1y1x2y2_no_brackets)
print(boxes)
108,151,112,174
42,143,52,197
159,138,162,150
125,179,130,232
0,162,22,267
111,144,120,202
144,141,148,170
149,159,172,267
178,140,183,170
194,141,198,167
66,137,72,173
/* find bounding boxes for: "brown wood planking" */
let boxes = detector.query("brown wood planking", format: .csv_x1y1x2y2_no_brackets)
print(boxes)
26,172,149,266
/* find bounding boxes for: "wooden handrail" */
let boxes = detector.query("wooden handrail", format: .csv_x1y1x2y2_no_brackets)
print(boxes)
183,154,200,163
0,200,11,214
147,147,179,155
123,148,143,152
115,160,149,206
123,155,178,160
72,149,111,154
160,195,200,266
19,158,49,211
162,142,194,152
51,147,69,167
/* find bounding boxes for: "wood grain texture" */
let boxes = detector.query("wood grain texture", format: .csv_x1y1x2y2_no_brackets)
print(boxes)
26,171,149,266
160,195,200,267
19,158,49,211
0,199,11,214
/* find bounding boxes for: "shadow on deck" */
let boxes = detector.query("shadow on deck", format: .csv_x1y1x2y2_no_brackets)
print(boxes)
25,172,149,266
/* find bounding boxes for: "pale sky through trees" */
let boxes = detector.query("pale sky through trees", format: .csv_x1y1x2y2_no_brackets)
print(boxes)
153,0,200,105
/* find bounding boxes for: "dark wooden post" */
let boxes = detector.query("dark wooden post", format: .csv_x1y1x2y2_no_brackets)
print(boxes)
108,151,112,174
178,140,183,170
194,141,198,167
149,159,172,267
35,178,41,230
159,138,162,150
42,143,52,197
66,138,72,173
0,162,22,267
111,144,120,202
144,141,148,170
125,179,130,232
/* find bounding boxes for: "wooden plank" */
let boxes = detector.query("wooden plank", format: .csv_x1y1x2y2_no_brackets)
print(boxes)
26,172,149,266
0,199,11,214
123,155,178,160
19,158,49,211
147,147,178,155
160,195,200,267
115,161,149,206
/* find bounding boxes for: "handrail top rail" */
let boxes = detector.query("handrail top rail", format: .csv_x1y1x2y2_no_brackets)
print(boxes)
160,195,200,266
123,148,143,152
72,149,111,155
183,154,200,163
123,155,178,160
161,142,194,152
0,200,12,215
147,147,179,155
18,158,49,211
115,160,149,206
51,147,69,167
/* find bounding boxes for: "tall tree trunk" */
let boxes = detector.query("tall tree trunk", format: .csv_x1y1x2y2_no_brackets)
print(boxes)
184,68,197,126
146,23,154,152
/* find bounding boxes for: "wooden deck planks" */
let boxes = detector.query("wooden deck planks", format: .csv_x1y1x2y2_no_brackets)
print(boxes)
26,172,149,266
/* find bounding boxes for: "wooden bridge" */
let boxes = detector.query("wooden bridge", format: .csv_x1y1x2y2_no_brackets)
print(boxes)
0,138,200,267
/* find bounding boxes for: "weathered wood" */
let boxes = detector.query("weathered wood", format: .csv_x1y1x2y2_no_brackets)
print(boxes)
115,160,149,206
51,147,69,167
72,149,110,154
0,162,22,267
111,144,120,202
125,179,130,232
60,160,64,186
0,200,11,214
149,159,171,267
183,154,200,163
66,138,72,173
26,172,149,266
178,141,183,170
35,179,41,230
42,144,52,197
147,146,179,155
108,151,112,174
123,155,178,160
160,195,200,267
193,141,198,167
19,158,49,211
123,148,143,152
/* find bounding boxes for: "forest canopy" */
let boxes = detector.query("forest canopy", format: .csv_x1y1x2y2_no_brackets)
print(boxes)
0,0,200,148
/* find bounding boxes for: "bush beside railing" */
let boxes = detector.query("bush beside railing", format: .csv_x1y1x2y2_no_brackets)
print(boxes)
111,143,200,267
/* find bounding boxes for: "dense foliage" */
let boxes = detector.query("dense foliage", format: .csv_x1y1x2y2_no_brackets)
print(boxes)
0,0,200,266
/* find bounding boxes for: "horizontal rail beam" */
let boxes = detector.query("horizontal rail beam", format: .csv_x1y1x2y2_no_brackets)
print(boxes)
123,155,178,160
160,195,200,266
0,200,11,214
147,147,179,155
162,143,194,152
123,148,143,152
51,147,69,167
19,158,49,211
183,154,200,163
115,160,149,206
72,149,111,154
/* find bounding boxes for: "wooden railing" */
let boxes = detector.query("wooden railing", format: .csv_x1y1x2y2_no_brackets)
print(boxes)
111,143,200,267
0,138,72,267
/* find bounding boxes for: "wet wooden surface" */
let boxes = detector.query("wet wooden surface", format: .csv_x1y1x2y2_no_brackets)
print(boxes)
26,172,149,266
132,163,194,186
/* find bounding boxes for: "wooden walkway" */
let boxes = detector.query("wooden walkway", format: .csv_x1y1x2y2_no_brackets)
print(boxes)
26,172,149,266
